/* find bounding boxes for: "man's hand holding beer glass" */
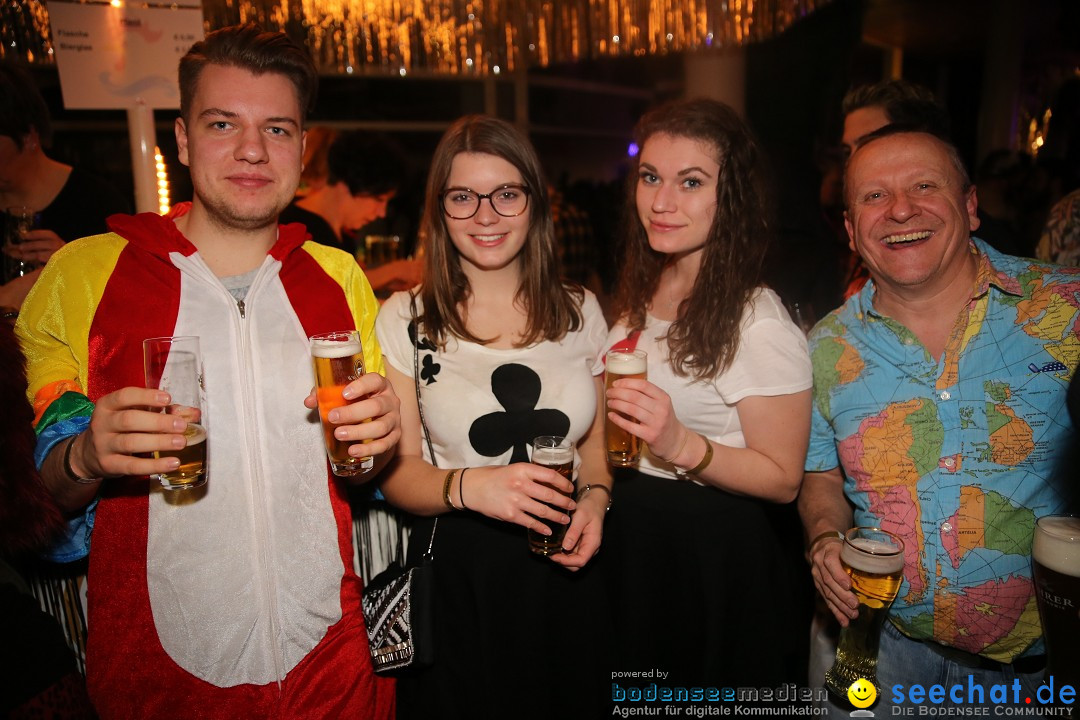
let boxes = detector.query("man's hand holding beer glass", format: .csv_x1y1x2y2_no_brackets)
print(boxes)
47,387,192,514
303,365,402,480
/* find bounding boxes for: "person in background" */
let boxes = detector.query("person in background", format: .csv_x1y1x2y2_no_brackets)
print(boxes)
375,114,612,718
281,130,404,252
800,125,1079,715
16,24,399,718
1036,75,1080,266
0,60,131,311
296,125,337,197
281,130,421,295
602,98,812,690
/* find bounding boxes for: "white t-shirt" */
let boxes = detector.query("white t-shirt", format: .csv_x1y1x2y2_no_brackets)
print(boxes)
605,287,812,481
377,290,608,475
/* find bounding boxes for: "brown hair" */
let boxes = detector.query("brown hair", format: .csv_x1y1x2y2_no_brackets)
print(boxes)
611,98,771,381
417,115,582,348
178,23,317,122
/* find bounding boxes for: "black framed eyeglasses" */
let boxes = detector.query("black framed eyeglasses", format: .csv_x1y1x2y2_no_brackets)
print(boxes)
441,184,530,220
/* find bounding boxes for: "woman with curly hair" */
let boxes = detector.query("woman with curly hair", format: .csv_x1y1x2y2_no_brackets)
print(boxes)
602,98,812,688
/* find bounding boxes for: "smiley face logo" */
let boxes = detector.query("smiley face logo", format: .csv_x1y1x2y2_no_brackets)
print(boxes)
847,678,877,709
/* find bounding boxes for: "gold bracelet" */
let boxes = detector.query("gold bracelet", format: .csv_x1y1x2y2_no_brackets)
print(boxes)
63,435,101,485
807,530,844,557
660,428,691,464
684,433,713,476
442,469,460,511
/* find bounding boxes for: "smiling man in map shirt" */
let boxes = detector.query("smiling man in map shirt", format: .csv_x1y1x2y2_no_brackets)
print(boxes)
799,123,1080,712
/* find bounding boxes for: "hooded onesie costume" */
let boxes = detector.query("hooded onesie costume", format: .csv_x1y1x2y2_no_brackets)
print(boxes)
16,205,395,719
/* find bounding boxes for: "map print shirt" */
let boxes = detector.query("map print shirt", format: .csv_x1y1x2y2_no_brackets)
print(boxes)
806,239,1080,663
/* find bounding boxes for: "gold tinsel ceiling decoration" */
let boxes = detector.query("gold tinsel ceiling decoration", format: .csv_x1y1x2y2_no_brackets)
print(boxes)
2,0,827,75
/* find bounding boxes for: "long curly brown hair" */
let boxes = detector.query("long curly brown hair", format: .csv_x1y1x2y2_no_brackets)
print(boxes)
418,115,582,348
611,98,772,381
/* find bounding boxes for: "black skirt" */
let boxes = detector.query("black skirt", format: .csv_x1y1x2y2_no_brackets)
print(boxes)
395,511,612,720
600,469,811,692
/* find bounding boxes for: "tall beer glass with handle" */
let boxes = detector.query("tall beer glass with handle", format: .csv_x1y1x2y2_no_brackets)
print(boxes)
824,527,905,703
310,330,373,476
142,336,209,491
605,349,647,466
528,436,575,555
1032,514,1080,689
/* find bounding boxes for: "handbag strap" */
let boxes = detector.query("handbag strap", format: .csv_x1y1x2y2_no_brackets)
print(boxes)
410,291,439,559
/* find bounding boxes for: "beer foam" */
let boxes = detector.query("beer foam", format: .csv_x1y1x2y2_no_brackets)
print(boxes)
533,446,574,465
184,423,207,446
607,352,646,376
842,536,904,575
1034,515,1080,578
311,338,362,359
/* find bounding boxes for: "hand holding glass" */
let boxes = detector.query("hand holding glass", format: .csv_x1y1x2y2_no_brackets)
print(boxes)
310,331,373,476
824,527,904,703
528,436,575,556
142,336,209,491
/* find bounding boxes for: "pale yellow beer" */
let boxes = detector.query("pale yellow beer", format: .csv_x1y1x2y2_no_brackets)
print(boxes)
310,332,373,476
605,349,647,466
143,336,210,491
154,423,208,488
825,527,905,703
1032,515,1080,687
528,436,575,555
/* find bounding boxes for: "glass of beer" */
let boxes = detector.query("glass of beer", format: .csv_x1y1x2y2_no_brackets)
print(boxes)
4,205,40,282
605,349,647,466
528,436,575,556
310,330,373,477
364,235,402,268
142,336,208,491
824,526,905,703
1033,515,1080,688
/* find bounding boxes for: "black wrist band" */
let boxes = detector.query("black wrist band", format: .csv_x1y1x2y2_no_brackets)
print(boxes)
63,436,101,485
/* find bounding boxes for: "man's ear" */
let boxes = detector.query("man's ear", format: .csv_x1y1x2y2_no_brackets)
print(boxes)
966,185,980,233
175,117,190,168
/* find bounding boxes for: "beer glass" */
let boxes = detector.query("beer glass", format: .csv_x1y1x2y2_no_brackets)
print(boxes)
3,205,39,283
363,235,402,268
1032,515,1080,687
824,527,905,702
528,436,575,556
142,336,209,491
310,330,373,476
605,349,647,466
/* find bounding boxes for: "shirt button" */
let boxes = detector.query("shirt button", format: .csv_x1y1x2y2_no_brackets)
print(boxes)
904,337,914,346
943,457,955,468
940,391,952,401
942,522,953,533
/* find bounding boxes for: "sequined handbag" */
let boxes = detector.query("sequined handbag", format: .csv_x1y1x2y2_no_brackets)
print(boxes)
361,292,438,674
361,521,436,673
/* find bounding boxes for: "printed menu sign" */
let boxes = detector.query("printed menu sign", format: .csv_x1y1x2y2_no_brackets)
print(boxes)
49,2,204,109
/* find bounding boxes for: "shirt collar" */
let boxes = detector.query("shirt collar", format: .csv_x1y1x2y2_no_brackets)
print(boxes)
856,237,1022,320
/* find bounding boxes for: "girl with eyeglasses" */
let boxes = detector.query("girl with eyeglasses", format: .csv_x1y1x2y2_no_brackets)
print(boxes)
375,115,611,718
